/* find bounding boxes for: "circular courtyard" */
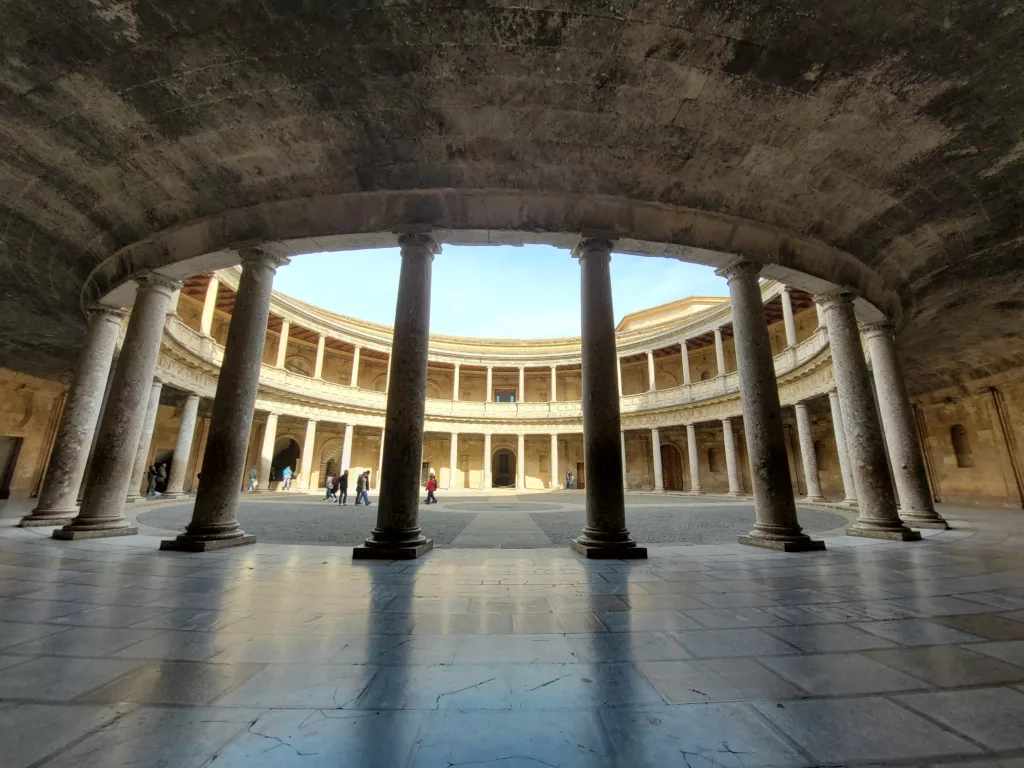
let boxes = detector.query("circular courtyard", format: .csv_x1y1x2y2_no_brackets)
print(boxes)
137,493,852,548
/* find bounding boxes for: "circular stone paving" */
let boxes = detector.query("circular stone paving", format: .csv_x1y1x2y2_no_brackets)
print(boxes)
444,501,564,512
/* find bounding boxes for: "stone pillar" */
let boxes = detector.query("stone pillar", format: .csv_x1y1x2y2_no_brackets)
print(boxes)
341,423,354,470
647,351,656,392
453,364,460,401
350,346,360,387
829,389,858,505
21,305,127,527
686,423,703,496
125,379,163,503
816,291,919,540
486,366,493,402
164,393,200,498
816,302,827,328
722,417,742,496
651,428,664,491
550,433,559,489
781,287,798,348
275,320,290,369
258,413,279,490
201,276,219,336
571,238,645,558
794,402,826,502
483,433,492,490
681,341,691,385
385,354,392,393
56,273,180,540
300,419,317,489
314,335,325,379
616,357,623,395
448,433,458,490
550,366,557,401
714,327,726,376
354,233,438,559
519,367,526,403
376,429,385,489
162,249,287,551
864,321,948,529
719,260,823,550
620,431,628,490
517,433,526,488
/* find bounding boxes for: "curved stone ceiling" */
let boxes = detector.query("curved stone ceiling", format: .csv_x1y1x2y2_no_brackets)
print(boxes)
1,2,1022,391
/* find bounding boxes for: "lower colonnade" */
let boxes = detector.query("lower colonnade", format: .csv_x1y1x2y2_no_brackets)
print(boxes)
17,233,947,560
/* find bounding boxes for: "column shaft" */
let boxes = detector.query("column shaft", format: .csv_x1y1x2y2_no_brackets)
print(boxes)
375,429,385,489
571,239,644,558
341,424,354,470
722,418,742,496
519,367,525,403
448,433,458,490
162,250,287,551
829,389,858,504
314,335,325,379
165,394,200,497
56,274,180,540
483,433,492,489
550,434,559,489
651,428,664,491
794,402,826,501
453,364,460,401
275,320,290,368
126,379,163,502
350,346,361,387
355,233,437,559
681,341,691,385
781,288,798,347
21,305,125,527
550,366,557,402
719,260,822,550
616,357,623,396
300,419,317,489
200,276,219,336
865,322,948,528
714,328,727,376
620,431,628,490
486,366,493,401
517,433,526,488
647,351,656,392
258,414,279,490
686,424,703,495
818,291,918,540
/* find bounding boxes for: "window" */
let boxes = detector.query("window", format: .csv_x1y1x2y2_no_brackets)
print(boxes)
494,389,516,403
950,424,973,468
707,447,720,473
700,370,711,381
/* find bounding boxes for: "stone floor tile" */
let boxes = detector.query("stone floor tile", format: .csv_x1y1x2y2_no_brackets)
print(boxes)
865,645,1024,687
763,623,898,653
623,593,710,610
856,618,987,646
884,596,1004,617
49,604,178,628
129,607,247,631
898,687,1024,751
209,633,354,663
452,633,578,664
0,656,143,700
600,703,813,768
0,597,86,623
213,663,378,708
466,596,552,613
759,652,928,695
933,613,1024,640
409,611,512,635
76,660,265,705
0,619,70,649
969,639,1024,666
4,625,162,657
566,631,690,663
0,702,121,768
691,591,779,609
512,612,608,633
959,591,1024,610
683,607,791,629
0,653,32,671
672,628,799,658
637,658,804,704
113,631,256,662
754,696,981,764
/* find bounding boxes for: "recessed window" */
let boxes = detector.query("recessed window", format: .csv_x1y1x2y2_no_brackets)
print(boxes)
707,447,720,473
950,424,973,468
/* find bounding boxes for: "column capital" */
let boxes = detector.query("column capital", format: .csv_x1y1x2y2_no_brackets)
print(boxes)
571,237,614,260
794,401,810,413
136,271,183,296
861,319,896,337
397,231,441,256
715,258,760,282
813,288,857,310
87,303,128,321
306,418,318,426
238,247,291,270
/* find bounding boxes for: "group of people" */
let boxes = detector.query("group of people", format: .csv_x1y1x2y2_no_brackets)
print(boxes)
324,469,371,505
145,463,168,497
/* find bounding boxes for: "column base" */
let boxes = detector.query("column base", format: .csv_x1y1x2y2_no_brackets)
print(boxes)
845,524,922,541
688,489,705,496
899,512,950,530
19,509,78,527
726,491,744,498
159,492,193,500
53,525,138,540
739,534,825,552
353,540,434,560
802,495,828,504
160,534,256,552
571,539,648,559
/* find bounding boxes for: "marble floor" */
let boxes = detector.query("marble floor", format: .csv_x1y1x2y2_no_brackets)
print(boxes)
2,501,1024,767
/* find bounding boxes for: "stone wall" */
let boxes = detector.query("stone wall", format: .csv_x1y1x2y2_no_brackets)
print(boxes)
0,368,66,500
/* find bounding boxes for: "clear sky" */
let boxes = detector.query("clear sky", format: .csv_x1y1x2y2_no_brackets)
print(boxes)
272,244,727,338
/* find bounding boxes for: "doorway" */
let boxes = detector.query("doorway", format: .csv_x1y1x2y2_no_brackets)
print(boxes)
271,438,301,482
576,461,586,490
492,448,516,487
660,443,685,491
0,436,22,499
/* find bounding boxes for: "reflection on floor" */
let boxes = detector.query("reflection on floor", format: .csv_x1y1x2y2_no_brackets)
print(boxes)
1,505,1024,766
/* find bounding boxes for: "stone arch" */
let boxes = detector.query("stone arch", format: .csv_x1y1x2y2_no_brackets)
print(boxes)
655,370,678,390
950,424,973,468
372,374,387,392
426,379,442,399
284,355,311,376
700,370,712,381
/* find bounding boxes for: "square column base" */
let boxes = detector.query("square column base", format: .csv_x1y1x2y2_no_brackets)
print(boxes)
739,535,826,552
19,515,76,528
901,518,949,530
160,534,256,552
53,526,138,540
845,526,922,541
353,540,434,560
688,490,705,496
571,540,648,559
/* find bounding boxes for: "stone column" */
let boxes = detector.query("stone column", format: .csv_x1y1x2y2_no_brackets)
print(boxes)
681,341,691,385
794,402,826,502
714,327,726,376
162,249,287,551
275,320,290,368
816,290,919,540
453,364,460,401
571,238,645,558
781,287,798,348
341,423,354,470
550,366,557,401
620,431,628,490
314,335,325,379
722,417,742,496
385,354,392,393
486,366,493,402
125,379,164,502
816,302,827,328
550,433,559,489
864,321,948,529
483,433,492,489
350,346,361,387
448,433,458,490
300,419,317,489
647,351,657,392
651,428,664,491
56,273,180,540
21,304,126,527
517,433,526,488
686,423,704,496
375,429,385,489
201,276,219,336
164,393,201,498
616,357,623,395
519,367,526,403
828,389,858,505
258,413,278,490
719,260,823,550
355,233,438,559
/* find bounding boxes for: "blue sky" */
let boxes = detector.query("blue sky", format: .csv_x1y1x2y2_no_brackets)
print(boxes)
272,244,727,338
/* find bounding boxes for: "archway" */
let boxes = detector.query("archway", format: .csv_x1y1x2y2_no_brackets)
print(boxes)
492,448,516,488
660,443,685,491
271,437,300,481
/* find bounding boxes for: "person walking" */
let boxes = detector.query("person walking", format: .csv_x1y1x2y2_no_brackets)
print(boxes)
324,473,335,501
156,463,168,494
425,472,437,505
359,471,371,505
281,465,293,490
146,465,158,497
354,471,366,505
337,469,349,505
248,466,258,492
565,470,572,490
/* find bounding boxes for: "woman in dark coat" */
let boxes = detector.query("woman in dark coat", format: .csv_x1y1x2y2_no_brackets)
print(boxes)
337,469,349,505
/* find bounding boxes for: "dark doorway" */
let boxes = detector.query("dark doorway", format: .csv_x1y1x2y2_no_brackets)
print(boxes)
494,389,516,403
661,443,685,491
271,438,300,481
492,448,516,487
576,461,586,490
0,436,22,499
